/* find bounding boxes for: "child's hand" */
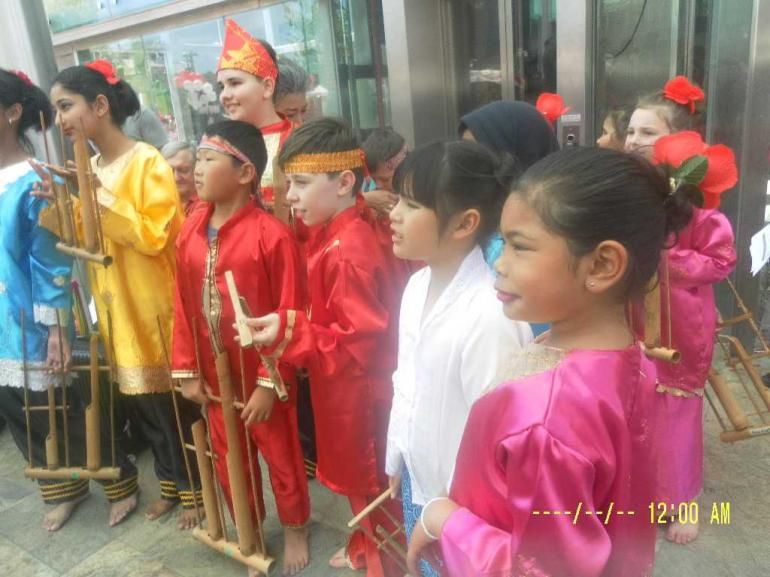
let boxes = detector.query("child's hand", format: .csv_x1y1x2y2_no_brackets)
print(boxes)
363,188,398,216
242,386,275,425
239,313,280,347
28,160,55,201
406,497,459,575
180,378,208,405
46,327,71,373
388,474,401,499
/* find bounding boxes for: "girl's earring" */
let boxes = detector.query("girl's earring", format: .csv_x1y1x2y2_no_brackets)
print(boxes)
587,281,596,288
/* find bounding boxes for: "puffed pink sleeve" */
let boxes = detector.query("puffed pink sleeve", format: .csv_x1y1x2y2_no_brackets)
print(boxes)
666,209,736,288
440,425,611,577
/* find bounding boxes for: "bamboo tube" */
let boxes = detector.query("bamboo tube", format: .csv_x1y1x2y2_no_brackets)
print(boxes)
724,335,770,411
85,333,101,470
707,368,750,431
640,345,681,363
643,278,660,350
192,419,222,540
191,528,274,574
25,466,120,481
216,351,256,556
157,317,202,526
55,311,70,467
54,242,112,265
20,312,33,469
348,487,395,528
73,133,99,253
720,425,770,443
45,385,59,469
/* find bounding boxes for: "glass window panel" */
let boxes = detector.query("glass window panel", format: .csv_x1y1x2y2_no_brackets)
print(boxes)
73,0,389,143
44,0,173,33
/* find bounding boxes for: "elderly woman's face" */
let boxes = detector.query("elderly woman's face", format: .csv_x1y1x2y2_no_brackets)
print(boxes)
167,148,196,202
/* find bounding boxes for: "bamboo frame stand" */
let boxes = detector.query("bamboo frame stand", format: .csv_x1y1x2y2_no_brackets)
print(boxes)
21,314,120,482
347,487,408,573
706,279,770,442
172,319,275,574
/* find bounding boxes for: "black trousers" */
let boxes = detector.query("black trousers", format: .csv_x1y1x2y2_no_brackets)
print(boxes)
121,391,202,509
0,376,138,505
296,371,317,477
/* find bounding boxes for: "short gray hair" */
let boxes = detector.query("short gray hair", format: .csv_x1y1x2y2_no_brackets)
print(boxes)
161,140,195,160
276,58,310,100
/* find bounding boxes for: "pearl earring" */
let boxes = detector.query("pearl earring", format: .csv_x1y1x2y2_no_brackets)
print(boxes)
587,281,595,288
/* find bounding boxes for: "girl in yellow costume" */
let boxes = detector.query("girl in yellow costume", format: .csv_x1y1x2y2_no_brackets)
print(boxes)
36,60,201,528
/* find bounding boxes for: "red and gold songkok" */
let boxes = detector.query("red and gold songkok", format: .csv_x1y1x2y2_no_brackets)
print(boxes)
217,18,278,82
282,149,367,174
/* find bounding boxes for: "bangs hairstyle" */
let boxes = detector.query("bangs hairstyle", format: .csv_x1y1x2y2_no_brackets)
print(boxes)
278,117,365,194
203,120,268,177
393,140,516,244
513,147,692,299
52,65,140,126
0,69,52,151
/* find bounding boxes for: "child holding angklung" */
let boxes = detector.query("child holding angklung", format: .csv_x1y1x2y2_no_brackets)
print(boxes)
171,120,310,576
242,118,402,577
408,147,692,576
35,60,199,528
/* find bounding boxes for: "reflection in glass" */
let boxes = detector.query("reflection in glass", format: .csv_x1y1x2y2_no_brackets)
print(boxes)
73,0,390,143
44,0,172,33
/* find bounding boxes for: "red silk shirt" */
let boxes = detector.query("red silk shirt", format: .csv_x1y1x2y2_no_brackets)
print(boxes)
261,205,399,495
171,201,305,401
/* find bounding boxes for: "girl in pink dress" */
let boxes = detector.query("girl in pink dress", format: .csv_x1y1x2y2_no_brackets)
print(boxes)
407,147,691,577
648,131,737,545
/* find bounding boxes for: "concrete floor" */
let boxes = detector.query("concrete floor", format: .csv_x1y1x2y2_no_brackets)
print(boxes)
0,370,768,576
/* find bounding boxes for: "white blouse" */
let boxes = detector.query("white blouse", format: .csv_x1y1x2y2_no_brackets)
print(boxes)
385,246,532,505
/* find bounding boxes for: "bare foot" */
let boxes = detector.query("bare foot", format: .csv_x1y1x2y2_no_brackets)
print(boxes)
42,493,89,531
328,546,353,569
177,506,200,530
145,498,176,521
666,519,699,545
109,493,138,527
283,526,309,575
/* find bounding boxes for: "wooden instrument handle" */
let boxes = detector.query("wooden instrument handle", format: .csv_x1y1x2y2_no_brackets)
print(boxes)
347,486,395,528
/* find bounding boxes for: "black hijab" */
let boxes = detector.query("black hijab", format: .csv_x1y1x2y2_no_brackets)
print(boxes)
458,100,559,171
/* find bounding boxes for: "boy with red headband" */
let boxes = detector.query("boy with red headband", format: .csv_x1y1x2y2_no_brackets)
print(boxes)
217,18,292,209
242,118,402,577
172,120,310,576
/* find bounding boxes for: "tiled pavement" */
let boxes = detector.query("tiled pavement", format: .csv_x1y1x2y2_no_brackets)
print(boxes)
0,371,768,576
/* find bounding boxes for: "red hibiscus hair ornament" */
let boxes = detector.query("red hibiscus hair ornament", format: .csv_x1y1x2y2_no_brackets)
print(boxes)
11,70,33,87
535,92,570,126
85,59,120,85
662,76,705,115
652,131,738,209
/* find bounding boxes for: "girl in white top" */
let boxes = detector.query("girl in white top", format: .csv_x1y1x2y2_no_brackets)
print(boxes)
386,140,532,576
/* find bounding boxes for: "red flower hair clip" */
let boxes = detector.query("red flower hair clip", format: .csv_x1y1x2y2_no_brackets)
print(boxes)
85,59,120,85
662,76,705,114
652,131,738,209
536,92,570,126
11,70,33,87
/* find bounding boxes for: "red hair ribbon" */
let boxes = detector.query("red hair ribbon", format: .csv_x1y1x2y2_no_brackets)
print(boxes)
662,76,705,115
85,59,120,85
11,70,33,87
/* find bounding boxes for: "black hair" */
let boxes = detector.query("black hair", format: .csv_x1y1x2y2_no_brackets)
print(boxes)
52,65,140,126
362,128,406,173
0,68,52,150
276,58,310,101
636,89,703,133
203,120,267,177
513,147,693,299
278,117,365,194
393,140,516,245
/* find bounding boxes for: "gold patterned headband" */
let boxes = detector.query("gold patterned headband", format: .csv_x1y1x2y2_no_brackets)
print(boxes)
283,149,366,174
